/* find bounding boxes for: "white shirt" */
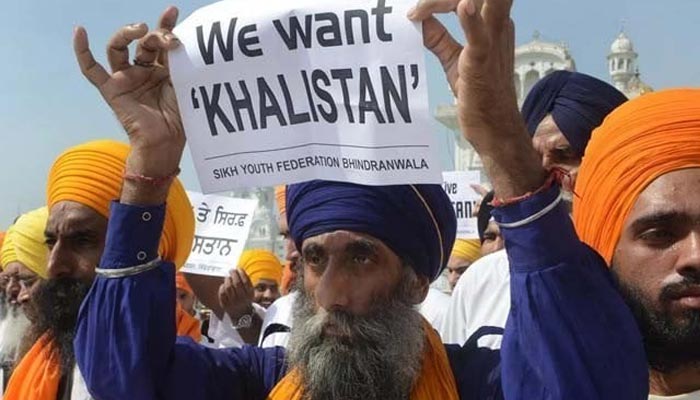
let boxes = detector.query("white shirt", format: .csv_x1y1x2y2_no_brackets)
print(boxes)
440,249,510,348
71,366,93,399
649,390,700,399
418,288,451,332
259,292,298,348
206,303,267,348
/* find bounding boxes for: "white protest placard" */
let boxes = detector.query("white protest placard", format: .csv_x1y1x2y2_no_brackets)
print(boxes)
170,0,440,192
442,171,482,239
181,191,258,277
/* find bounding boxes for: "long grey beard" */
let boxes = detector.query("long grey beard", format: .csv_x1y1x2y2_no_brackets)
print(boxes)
0,304,31,364
286,285,425,400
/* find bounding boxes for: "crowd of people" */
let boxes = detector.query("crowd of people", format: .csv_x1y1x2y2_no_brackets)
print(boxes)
0,0,698,398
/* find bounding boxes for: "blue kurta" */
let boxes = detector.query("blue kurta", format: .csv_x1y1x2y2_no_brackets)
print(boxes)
75,185,648,399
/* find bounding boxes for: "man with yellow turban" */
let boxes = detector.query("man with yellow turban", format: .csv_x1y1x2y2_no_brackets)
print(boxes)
446,239,482,291
4,140,194,400
237,249,283,309
71,2,648,399
0,207,48,391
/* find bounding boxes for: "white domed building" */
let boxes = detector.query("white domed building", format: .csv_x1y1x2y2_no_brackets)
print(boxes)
436,30,651,172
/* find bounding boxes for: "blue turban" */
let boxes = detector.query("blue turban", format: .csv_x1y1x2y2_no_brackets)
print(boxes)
521,70,627,156
286,181,456,282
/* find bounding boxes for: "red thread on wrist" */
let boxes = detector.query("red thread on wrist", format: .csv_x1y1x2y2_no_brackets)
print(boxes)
123,168,181,186
491,168,571,207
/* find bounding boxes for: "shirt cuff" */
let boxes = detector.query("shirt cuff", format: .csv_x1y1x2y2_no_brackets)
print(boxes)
100,201,166,269
492,184,584,273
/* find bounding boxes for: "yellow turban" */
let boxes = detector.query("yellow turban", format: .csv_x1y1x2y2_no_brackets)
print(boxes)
450,239,482,263
574,89,700,264
238,249,283,286
46,140,195,269
0,207,49,278
274,185,287,217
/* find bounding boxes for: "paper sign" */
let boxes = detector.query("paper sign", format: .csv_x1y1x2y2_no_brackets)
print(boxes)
170,0,440,191
442,171,482,239
181,191,258,277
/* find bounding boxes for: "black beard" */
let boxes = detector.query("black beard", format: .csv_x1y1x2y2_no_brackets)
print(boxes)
612,270,700,373
286,270,425,400
31,278,91,372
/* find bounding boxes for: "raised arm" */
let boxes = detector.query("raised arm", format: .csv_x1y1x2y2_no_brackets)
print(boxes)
72,9,284,399
412,0,648,398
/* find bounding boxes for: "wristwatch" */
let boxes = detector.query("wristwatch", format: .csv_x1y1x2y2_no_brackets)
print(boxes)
232,307,254,329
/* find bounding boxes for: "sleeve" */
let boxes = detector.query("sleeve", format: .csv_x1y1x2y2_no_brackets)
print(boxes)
492,185,649,399
74,201,287,400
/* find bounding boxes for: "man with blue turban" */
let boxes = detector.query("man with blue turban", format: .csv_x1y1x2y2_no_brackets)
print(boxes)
73,1,646,399
522,70,627,191
442,72,628,348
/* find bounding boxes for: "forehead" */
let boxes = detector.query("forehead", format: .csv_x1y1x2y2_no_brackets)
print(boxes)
626,168,700,223
532,115,568,146
1,262,36,277
302,230,392,253
47,201,106,234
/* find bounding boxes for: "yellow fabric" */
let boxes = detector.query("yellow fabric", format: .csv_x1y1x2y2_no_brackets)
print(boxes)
0,207,49,278
1,226,17,270
238,249,283,286
450,238,482,263
268,319,459,400
4,334,61,400
46,139,195,269
573,89,700,264
274,185,287,217
176,303,202,342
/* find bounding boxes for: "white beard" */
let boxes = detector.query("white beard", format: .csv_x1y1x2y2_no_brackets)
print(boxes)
0,305,31,364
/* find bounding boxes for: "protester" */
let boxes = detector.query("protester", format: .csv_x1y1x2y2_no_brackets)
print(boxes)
70,1,647,398
442,70,628,347
175,272,202,342
476,191,503,256
0,207,48,391
259,185,299,349
573,90,700,398
3,140,194,400
237,249,283,309
446,239,482,290
176,272,197,316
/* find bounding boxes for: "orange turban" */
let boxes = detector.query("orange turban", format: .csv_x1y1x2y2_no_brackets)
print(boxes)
573,89,700,264
238,249,283,286
175,272,193,295
46,140,195,269
274,185,287,218
450,239,482,263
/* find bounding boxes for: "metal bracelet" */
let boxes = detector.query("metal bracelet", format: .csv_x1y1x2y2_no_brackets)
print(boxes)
496,191,563,229
95,257,162,278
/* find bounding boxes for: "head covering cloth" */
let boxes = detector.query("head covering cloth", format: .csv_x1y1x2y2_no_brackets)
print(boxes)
521,71,628,157
238,249,283,286
46,140,194,269
287,181,456,282
450,239,482,264
573,89,700,264
477,191,495,243
0,207,49,278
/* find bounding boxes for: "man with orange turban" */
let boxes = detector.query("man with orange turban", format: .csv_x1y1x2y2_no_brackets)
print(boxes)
4,140,194,400
572,90,700,398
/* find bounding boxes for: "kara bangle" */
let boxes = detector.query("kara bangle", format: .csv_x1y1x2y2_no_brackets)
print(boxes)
95,257,162,278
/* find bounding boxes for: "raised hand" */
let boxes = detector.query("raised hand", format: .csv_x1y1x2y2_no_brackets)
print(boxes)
218,269,255,322
411,0,546,198
73,7,184,179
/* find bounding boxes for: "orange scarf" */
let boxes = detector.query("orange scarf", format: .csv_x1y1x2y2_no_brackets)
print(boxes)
4,334,61,400
268,319,459,400
176,304,202,342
